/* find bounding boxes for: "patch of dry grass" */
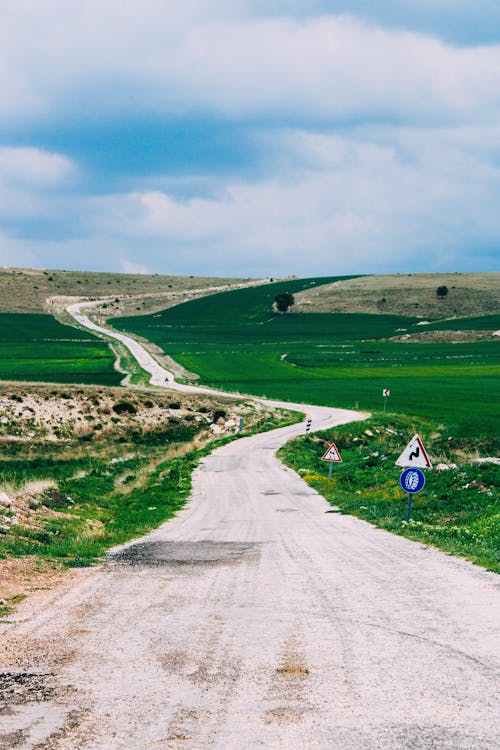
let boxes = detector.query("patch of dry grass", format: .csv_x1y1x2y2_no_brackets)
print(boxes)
0,267,257,314
294,272,500,319
0,382,265,447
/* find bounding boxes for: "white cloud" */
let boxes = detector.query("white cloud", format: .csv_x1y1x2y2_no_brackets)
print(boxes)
0,148,77,223
0,147,76,186
73,126,499,275
0,5,499,125
0,231,36,268
0,3,498,276
119,258,152,275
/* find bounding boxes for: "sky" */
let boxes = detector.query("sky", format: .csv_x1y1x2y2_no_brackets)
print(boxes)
0,1,499,278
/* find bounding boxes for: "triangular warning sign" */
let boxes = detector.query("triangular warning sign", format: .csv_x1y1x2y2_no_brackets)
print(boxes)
395,434,432,469
321,443,342,462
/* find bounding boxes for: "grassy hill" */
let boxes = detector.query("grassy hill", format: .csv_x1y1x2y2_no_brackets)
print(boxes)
0,268,264,386
0,267,253,313
293,272,500,319
115,275,500,438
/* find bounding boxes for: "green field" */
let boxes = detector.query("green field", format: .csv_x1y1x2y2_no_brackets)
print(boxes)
0,313,121,385
114,278,500,437
423,314,500,331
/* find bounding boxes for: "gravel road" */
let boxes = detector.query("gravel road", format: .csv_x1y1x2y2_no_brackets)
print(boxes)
0,304,498,749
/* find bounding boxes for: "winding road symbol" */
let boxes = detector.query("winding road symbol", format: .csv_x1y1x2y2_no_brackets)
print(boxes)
396,434,432,469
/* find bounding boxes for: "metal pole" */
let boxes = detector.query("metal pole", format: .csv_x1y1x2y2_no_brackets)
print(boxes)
328,462,333,479
384,395,387,413
406,494,413,521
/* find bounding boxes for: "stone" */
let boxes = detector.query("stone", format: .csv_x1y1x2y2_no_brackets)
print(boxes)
0,492,12,508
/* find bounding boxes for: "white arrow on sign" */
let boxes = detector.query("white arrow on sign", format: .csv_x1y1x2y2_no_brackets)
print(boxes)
396,434,432,469
321,443,343,462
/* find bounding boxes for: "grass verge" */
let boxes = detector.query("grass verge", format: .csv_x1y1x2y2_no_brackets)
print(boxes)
278,413,499,573
0,405,301,617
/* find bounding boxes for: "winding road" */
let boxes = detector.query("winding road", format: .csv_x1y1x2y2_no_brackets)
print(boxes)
0,302,498,749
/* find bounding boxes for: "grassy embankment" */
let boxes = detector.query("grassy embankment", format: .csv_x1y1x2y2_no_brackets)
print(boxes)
0,384,300,617
278,414,499,573
114,276,500,439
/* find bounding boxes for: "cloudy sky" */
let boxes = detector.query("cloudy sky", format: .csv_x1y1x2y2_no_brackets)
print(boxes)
1,1,499,277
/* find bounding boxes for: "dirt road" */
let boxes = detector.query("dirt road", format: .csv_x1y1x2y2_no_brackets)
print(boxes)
0,307,498,749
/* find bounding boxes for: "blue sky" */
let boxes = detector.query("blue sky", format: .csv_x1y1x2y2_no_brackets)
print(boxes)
0,1,499,277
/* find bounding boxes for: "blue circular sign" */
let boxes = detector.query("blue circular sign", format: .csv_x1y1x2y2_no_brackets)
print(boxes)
399,467,426,494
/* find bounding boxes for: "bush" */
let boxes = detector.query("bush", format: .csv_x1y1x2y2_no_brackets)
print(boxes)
436,285,448,298
112,401,137,415
274,292,295,314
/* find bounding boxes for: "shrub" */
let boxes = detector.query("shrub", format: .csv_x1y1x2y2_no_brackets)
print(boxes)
112,401,137,415
436,285,448,298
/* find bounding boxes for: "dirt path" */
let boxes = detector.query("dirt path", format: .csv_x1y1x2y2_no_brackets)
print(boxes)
0,306,498,749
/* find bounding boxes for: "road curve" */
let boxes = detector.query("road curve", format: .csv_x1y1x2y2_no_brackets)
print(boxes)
0,303,498,750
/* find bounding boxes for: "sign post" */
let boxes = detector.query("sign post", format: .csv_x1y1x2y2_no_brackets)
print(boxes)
399,467,426,521
305,418,312,434
383,388,390,412
321,443,343,478
396,435,432,521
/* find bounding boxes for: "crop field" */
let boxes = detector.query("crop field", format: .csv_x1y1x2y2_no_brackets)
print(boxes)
0,313,121,385
115,278,500,438
423,314,500,331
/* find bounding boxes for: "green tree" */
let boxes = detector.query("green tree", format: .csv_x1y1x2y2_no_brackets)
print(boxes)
436,285,449,298
274,292,295,314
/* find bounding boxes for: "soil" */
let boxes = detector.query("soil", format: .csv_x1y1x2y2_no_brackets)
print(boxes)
0,557,77,604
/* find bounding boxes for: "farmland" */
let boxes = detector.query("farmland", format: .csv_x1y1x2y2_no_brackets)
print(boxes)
114,277,500,438
0,313,122,385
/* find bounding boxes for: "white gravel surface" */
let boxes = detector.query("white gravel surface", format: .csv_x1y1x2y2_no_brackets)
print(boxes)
0,303,498,749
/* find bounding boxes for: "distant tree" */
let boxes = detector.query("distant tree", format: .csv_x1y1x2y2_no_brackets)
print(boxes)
274,292,295,314
436,285,449,299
